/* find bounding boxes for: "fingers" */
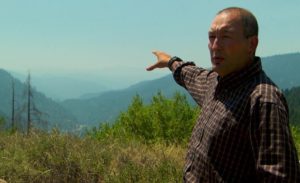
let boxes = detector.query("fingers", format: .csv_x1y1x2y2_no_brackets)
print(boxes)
146,66,154,71
147,51,161,71
147,50,170,71
146,63,158,71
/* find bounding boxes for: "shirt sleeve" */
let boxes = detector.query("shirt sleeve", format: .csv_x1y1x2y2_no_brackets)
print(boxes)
250,101,300,182
171,61,213,107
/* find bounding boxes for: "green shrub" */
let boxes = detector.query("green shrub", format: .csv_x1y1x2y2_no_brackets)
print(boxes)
291,125,300,156
90,92,200,144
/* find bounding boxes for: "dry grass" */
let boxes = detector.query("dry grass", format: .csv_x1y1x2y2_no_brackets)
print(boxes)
0,130,186,183
1,126,299,182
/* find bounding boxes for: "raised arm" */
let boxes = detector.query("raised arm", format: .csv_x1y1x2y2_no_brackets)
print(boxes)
147,51,214,107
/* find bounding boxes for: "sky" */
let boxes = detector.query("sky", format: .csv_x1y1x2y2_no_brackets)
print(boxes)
1,0,300,89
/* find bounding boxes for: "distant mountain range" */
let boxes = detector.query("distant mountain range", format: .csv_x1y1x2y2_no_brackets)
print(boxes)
61,74,190,127
1,52,300,130
284,86,300,125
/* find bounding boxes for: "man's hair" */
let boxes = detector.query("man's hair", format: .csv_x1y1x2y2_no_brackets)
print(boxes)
217,7,259,38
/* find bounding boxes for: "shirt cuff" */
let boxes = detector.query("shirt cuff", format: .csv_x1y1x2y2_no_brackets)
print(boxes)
170,61,184,72
171,61,196,72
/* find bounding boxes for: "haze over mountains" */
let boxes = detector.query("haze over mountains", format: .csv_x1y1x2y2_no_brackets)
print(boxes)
10,72,109,101
1,52,300,131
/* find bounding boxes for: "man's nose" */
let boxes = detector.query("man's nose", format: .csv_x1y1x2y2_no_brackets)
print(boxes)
211,38,222,50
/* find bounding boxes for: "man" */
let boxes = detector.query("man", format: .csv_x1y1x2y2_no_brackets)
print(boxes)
147,7,300,182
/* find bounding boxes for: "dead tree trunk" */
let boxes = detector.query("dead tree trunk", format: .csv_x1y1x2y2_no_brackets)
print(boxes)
11,78,15,129
27,72,32,135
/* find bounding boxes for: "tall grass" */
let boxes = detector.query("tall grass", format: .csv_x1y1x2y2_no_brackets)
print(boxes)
0,127,300,182
0,129,186,183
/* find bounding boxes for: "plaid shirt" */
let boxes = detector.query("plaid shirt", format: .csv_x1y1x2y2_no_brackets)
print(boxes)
172,57,300,182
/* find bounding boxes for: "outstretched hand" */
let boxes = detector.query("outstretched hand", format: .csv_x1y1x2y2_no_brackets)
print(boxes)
146,51,171,71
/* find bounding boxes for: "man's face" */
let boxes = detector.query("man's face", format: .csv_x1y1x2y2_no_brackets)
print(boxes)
208,12,255,77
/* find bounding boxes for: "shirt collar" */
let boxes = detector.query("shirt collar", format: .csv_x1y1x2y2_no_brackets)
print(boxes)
216,57,262,90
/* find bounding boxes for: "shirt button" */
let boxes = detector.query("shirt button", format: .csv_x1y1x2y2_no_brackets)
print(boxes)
191,153,195,161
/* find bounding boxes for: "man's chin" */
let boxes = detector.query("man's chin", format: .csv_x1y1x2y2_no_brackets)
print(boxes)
211,66,225,76
211,65,219,72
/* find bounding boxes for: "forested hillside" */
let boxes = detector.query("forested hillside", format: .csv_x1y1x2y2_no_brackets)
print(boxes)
262,53,300,89
0,69,78,131
284,86,300,125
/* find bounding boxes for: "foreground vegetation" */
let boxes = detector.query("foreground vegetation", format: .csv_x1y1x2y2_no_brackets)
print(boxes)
0,92,299,182
0,130,186,183
0,93,197,182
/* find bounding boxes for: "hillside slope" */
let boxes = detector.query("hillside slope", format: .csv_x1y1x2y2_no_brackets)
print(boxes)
0,69,78,131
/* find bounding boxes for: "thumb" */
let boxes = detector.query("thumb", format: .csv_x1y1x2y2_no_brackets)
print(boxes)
152,51,159,57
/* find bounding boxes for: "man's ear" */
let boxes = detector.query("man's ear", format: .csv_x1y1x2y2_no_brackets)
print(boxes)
248,36,258,55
